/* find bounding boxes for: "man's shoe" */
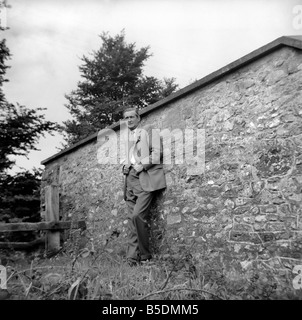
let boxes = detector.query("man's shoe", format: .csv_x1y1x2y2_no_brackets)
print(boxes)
140,259,155,266
127,260,139,267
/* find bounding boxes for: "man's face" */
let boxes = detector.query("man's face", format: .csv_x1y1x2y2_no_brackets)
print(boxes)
124,110,140,130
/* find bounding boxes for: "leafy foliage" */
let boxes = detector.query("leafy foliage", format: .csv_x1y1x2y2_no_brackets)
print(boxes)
0,103,59,173
0,28,59,232
0,38,10,103
63,30,178,145
0,170,42,242
0,170,42,223
0,29,59,173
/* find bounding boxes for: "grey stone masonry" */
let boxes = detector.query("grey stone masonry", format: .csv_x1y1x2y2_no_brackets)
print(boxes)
41,36,302,299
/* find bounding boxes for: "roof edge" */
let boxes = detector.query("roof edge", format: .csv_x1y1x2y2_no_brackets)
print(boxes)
41,35,302,166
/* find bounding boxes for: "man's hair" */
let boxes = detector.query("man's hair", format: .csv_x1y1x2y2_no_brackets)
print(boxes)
123,107,140,118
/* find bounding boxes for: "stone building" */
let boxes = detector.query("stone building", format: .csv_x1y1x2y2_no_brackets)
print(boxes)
41,36,302,298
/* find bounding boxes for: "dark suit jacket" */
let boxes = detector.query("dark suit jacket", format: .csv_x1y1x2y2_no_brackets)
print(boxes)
124,124,166,194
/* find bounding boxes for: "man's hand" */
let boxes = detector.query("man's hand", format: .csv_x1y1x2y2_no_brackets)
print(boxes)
133,163,144,173
122,165,131,175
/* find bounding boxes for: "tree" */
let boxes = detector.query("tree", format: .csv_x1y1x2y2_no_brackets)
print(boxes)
0,28,59,234
63,30,178,145
0,39,9,103
0,103,59,173
0,31,59,173
0,170,42,242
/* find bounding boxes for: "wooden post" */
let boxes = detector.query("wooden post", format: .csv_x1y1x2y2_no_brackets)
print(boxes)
45,185,60,254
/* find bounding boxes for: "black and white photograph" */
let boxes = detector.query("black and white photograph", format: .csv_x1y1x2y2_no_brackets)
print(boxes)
0,0,302,304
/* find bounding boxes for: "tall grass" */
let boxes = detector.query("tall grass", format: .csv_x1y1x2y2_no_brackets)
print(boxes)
3,246,223,300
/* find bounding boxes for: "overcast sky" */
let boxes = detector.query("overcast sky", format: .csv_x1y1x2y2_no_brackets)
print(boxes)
2,0,301,173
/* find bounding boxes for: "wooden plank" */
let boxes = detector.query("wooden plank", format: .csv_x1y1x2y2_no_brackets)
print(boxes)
0,220,86,232
45,185,60,253
0,237,45,250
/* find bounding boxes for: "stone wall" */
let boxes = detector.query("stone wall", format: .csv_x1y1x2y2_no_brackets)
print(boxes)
42,44,302,299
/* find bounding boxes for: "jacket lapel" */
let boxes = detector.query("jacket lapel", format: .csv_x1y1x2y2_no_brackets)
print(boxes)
133,127,142,162
135,128,141,144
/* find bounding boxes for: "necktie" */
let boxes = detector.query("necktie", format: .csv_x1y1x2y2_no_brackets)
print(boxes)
128,130,136,164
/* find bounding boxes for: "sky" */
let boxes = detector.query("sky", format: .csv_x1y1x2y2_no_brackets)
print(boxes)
2,0,302,173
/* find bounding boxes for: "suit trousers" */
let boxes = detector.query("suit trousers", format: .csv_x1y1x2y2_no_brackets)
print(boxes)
125,167,154,262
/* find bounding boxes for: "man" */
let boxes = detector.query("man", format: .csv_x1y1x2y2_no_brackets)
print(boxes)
122,107,166,266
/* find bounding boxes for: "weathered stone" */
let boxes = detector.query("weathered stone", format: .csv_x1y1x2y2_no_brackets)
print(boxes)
233,224,253,232
41,43,302,298
252,181,265,194
224,199,235,209
234,243,242,253
253,223,262,231
167,214,182,225
255,140,294,178
266,69,286,85
243,216,254,224
255,215,267,222
235,198,249,206
182,207,190,214
265,222,286,231
163,200,174,206
258,232,276,242
251,206,260,215
111,209,118,217
206,204,215,210
229,231,260,244
234,206,250,215
260,205,277,214
267,214,278,221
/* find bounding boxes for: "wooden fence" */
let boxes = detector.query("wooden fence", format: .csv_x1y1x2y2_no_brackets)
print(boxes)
0,185,86,253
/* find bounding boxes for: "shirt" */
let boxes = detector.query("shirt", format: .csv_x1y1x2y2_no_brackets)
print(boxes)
129,129,137,165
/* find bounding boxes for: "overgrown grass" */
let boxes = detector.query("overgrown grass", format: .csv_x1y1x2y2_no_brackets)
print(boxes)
3,229,300,300
2,244,223,300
